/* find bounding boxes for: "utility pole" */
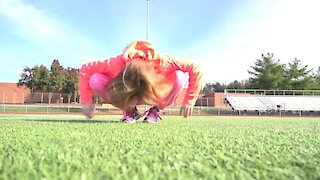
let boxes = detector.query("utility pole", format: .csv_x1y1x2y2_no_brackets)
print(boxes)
146,0,150,40
145,0,150,112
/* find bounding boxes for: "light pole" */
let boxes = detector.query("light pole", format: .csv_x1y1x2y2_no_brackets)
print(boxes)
144,0,150,112
146,0,150,41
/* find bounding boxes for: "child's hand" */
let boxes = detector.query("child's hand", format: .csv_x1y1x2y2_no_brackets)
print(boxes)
180,105,193,118
82,104,94,119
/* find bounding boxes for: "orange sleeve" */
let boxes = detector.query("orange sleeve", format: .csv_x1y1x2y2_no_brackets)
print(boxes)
168,56,203,106
79,56,125,104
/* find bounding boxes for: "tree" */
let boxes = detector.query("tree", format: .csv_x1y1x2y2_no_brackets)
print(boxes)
17,66,36,92
202,82,227,93
313,66,320,90
248,53,285,89
283,58,314,90
50,59,66,92
226,80,249,89
202,83,215,94
17,59,80,104
46,59,66,104
64,67,79,103
33,65,50,92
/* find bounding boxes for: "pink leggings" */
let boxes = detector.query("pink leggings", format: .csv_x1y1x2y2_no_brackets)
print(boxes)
89,71,188,109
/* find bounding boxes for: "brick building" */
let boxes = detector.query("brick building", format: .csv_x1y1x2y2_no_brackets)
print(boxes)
0,82,30,104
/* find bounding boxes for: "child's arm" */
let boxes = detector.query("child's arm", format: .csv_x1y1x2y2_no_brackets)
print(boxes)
167,56,202,117
79,56,125,105
170,57,203,106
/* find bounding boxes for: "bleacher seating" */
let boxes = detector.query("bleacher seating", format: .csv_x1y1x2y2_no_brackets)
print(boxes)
225,95,320,112
225,96,267,111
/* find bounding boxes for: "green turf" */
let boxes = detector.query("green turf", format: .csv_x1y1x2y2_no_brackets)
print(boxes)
0,115,319,179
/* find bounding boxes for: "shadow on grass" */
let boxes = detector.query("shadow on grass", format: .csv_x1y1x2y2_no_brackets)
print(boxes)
26,119,122,124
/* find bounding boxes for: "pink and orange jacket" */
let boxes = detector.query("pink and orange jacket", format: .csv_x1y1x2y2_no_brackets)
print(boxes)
79,40,202,107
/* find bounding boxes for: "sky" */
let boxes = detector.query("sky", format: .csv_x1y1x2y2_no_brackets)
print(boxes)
0,0,319,84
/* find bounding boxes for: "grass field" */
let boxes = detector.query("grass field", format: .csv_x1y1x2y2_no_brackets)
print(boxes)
0,114,319,179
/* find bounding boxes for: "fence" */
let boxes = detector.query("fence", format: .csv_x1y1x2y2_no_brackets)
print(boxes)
0,91,221,116
0,92,216,107
1,103,319,117
0,104,231,116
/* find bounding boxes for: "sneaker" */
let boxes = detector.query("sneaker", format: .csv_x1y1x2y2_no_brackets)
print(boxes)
143,106,162,123
121,106,141,123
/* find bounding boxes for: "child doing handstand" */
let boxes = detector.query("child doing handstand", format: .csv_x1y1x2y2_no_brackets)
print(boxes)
79,40,202,123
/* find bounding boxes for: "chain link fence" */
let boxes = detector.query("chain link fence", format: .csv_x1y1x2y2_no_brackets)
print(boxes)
0,104,237,116
0,91,230,115
0,92,217,106
2,91,319,116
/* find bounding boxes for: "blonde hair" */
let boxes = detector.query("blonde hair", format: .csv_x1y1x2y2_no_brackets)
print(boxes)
107,59,168,110
122,40,157,61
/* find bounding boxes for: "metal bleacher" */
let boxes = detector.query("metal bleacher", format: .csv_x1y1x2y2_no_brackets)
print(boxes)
267,96,320,111
224,89,320,114
225,96,268,111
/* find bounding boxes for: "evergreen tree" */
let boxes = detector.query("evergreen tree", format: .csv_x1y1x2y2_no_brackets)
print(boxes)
283,58,314,90
248,53,285,89
64,67,79,103
50,59,66,92
313,66,320,90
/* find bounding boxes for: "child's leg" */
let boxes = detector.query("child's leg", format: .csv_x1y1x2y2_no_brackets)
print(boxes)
89,73,112,101
161,70,188,108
